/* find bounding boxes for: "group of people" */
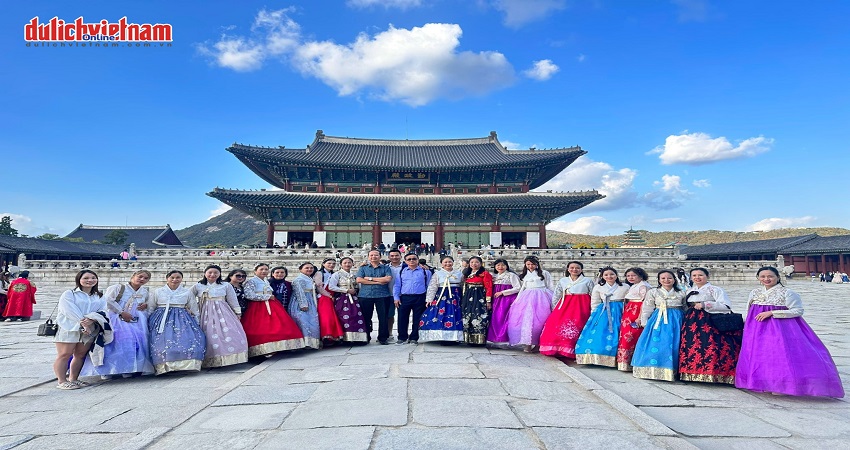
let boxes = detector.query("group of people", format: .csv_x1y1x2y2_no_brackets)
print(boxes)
816,271,849,283
47,252,844,398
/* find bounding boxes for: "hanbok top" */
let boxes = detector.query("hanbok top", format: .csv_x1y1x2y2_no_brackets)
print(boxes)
590,283,630,310
328,269,358,295
190,282,241,315
426,269,464,301
553,275,595,305
243,276,274,302
291,274,317,308
57,288,106,331
518,270,555,292
314,270,334,297
640,288,686,326
625,281,652,302
492,271,521,294
747,285,803,319
103,283,149,314
463,271,493,297
685,282,731,314
147,285,200,318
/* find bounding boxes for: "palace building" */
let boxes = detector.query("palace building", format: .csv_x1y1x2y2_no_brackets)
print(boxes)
208,130,603,250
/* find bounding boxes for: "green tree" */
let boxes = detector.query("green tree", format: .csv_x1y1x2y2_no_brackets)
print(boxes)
36,233,61,240
0,216,18,236
102,229,129,245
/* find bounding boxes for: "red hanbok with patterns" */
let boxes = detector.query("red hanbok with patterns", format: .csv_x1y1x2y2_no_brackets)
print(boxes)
3,278,36,319
616,281,651,371
540,275,594,358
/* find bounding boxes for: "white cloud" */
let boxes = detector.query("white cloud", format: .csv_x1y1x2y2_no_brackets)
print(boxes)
642,174,691,210
208,204,232,220
548,216,610,235
652,217,682,224
577,53,586,63
0,213,33,234
692,179,710,188
347,0,422,9
199,10,516,106
499,140,522,149
492,0,567,28
650,131,774,165
536,156,638,211
523,59,559,81
746,216,817,232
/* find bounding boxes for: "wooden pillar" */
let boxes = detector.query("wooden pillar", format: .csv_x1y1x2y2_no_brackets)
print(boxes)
315,209,323,231
840,254,846,274
490,170,497,194
266,221,274,247
804,255,810,273
372,210,381,249
491,209,501,232
435,209,444,252
284,178,292,191
317,169,324,193
821,254,827,273
539,222,547,249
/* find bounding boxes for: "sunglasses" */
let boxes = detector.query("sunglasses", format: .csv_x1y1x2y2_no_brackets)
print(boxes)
406,258,418,261
234,274,246,278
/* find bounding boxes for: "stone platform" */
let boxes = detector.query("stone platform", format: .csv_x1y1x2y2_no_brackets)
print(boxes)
0,280,846,449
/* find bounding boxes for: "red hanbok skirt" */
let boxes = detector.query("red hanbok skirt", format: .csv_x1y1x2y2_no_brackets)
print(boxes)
317,294,344,340
241,300,305,357
616,300,644,371
679,308,742,384
539,293,591,358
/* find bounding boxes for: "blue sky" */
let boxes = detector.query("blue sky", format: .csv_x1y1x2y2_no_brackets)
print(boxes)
2,0,848,238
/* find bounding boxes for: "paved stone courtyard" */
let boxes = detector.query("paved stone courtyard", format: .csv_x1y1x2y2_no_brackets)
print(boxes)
0,280,847,449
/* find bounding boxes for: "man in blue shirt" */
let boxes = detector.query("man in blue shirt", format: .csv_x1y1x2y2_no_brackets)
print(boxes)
393,253,432,344
356,250,393,344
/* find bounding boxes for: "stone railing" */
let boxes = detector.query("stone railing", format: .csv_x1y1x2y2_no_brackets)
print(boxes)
23,247,780,286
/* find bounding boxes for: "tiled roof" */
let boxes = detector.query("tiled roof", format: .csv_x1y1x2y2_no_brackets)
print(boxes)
64,225,184,248
682,235,818,257
228,133,584,172
0,235,123,257
783,235,850,254
208,189,603,211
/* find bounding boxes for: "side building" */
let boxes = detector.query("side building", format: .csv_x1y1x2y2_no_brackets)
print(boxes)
209,130,604,250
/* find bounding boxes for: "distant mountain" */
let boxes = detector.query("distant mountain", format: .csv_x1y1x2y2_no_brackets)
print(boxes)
175,209,266,248
176,210,850,249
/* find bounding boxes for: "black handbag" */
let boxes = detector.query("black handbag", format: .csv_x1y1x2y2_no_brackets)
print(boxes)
36,302,60,337
710,311,744,332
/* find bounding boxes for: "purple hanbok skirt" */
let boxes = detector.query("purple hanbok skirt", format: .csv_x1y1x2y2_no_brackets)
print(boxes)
80,310,155,376
735,305,844,398
507,288,553,346
487,283,518,343
334,292,368,342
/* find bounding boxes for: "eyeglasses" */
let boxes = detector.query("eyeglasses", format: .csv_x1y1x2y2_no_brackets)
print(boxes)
235,274,246,278
405,258,418,261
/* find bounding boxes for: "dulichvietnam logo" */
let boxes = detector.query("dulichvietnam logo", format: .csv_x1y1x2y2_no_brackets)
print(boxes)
24,16,172,48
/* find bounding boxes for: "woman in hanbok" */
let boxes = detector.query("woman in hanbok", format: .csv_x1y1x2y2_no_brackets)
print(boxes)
314,258,344,344
241,263,305,357
419,256,464,343
289,263,322,349
80,270,155,378
506,256,554,352
147,270,206,375
736,267,844,397
53,270,106,390
616,267,651,372
575,267,629,367
269,267,292,310
327,257,368,343
3,271,36,321
631,270,686,381
678,268,741,384
461,256,493,345
487,259,521,345
225,269,249,315
191,265,249,368
540,261,595,358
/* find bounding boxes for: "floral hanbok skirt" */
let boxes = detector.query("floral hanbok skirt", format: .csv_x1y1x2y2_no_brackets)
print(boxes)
461,285,489,345
632,308,683,381
199,298,249,368
148,307,206,375
506,288,553,346
487,283,518,343
419,287,463,342
81,310,154,376
616,300,644,371
540,293,591,358
575,301,624,367
288,298,321,349
735,305,844,397
678,308,741,384
334,293,368,342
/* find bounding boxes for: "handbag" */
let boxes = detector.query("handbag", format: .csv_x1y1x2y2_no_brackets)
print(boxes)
36,301,60,337
709,311,744,332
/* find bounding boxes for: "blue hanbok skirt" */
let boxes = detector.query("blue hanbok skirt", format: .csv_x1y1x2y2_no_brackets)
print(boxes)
148,307,206,375
288,297,321,349
419,287,463,342
81,309,155,377
575,301,624,367
632,307,684,381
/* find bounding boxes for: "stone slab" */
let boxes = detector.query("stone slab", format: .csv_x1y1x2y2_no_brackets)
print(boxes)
282,398,407,428
640,407,791,437
266,354,347,369
397,363,484,379
472,354,530,367
341,352,410,365
242,368,304,385
345,343,416,355
374,427,538,450
599,381,694,406
685,437,787,450
0,406,130,435
174,403,296,433
256,426,375,450
419,342,491,353
408,378,507,398
771,437,850,449
534,427,664,450
412,398,522,428
12,432,132,450
410,352,475,364
513,400,636,430
479,365,566,382
500,378,595,402
311,378,407,401
116,427,171,450
746,407,850,438
91,404,208,433
147,431,267,450
0,435,34,449
654,382,766,405
213,384,317,406
300,364,390,382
